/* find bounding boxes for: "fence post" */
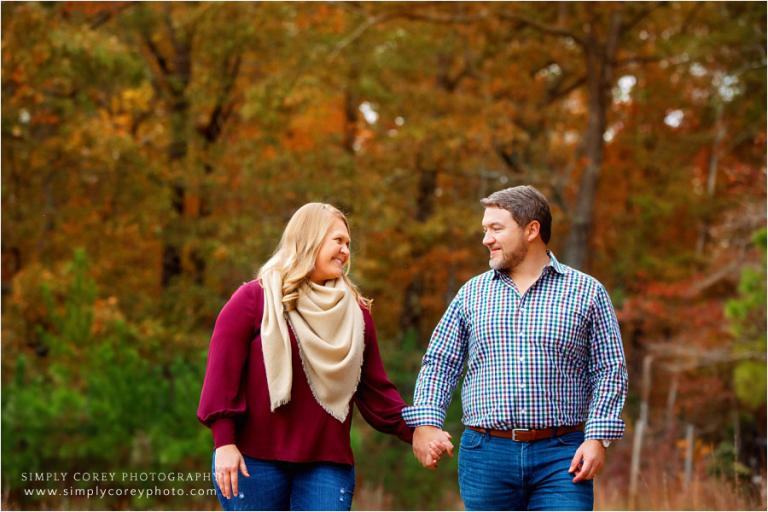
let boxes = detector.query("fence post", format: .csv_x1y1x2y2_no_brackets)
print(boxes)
628,355,653,509
683,423,695,491
665,369,678,435
628,418,645,510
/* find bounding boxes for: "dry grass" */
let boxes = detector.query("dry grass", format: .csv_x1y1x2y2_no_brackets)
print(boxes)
596,472,765,510
595,439,766,511
354,446,766,511
354,483,463,511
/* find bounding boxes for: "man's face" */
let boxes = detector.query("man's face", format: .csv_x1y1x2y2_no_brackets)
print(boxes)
482,207,528,272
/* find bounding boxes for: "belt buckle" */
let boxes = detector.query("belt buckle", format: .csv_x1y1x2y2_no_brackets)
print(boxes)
512,428,529,441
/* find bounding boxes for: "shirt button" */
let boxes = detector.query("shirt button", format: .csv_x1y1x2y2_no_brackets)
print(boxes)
520,409,526,415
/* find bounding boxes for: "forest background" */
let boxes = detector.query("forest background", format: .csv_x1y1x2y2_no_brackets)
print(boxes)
2,2,766,510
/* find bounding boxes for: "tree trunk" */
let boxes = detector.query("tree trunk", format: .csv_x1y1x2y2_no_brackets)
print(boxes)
160,100,190,287
696,100,725,255
192,53,242,285
399,161,438,341
732,408,740,485
563,9,623,270
2,144,24,296
342,65,360,155
398,53,457,343
154,9,192,289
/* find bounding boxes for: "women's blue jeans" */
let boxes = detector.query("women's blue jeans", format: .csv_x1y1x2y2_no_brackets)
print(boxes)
458,428,594,511
211,453,355,511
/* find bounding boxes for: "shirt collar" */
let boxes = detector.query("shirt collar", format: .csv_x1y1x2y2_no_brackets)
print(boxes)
491,250,568,280
546,250,568,275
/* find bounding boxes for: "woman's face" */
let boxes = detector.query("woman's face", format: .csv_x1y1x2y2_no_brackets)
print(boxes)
308,217,350,284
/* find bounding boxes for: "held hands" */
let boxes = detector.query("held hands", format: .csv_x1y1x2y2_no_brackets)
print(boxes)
412,426,454,470
568,439,606,483
214,444,250,499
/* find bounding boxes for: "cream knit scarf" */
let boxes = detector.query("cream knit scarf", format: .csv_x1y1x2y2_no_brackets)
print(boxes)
260,269,364,422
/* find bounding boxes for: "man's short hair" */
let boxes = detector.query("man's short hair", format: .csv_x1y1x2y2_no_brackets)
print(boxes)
481,185,552,244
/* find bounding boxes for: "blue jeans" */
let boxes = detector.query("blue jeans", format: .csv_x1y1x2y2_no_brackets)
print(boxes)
211,453,355,511
458,428,594,511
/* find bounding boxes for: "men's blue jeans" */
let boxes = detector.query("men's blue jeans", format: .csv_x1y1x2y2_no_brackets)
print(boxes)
458,428,594,511
211,453,355,511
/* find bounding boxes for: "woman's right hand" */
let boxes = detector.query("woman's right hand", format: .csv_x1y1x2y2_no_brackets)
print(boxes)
214,444,250,499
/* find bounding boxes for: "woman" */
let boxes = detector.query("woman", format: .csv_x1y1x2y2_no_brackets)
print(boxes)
197,203,414,511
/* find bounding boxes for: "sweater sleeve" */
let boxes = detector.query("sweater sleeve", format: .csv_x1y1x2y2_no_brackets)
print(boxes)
197,281,262,448
354,308,414,444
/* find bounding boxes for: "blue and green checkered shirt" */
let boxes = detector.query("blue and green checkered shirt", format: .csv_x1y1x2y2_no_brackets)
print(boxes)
402,252,628,440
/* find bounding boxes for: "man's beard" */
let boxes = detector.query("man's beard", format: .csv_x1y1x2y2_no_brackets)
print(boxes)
489,242,528,272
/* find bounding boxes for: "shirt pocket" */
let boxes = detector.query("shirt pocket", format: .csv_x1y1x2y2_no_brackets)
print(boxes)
537,306,590,372
466,306,514,361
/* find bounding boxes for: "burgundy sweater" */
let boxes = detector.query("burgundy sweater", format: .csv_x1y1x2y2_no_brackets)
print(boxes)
197,280,414,465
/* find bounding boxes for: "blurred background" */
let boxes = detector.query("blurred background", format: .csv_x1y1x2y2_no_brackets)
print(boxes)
2,1,766,510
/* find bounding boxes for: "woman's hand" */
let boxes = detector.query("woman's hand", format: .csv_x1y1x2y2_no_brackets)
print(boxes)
412,426,453,470
214,444,250,499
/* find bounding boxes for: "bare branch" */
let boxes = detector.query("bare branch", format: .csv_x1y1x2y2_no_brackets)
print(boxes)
327,1,366,16
651,341,766,372
89,1,136,29
130,108,153,138
328,5,492,63
143,34,171,77
328,12,394,62
547,75,586,103
493,142,526,175
498,12,586,48
396,10,488,24
684,260,743,298
199,52,242,144
619,1,666,38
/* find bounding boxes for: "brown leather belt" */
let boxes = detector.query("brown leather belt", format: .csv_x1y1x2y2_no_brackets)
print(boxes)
469,424,584,442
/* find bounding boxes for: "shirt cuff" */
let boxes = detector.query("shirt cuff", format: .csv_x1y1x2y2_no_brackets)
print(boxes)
584,417,625,440
401,405,446,428
211,418,237,448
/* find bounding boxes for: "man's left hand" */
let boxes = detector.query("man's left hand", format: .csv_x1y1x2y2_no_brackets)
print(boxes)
568,439,605,483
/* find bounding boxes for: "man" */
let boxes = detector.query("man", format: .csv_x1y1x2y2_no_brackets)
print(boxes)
403,185,628,511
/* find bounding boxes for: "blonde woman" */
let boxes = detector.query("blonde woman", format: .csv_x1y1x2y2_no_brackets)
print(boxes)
197,203,447,510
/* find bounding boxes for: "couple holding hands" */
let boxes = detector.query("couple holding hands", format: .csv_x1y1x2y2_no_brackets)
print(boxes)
197,185,628,511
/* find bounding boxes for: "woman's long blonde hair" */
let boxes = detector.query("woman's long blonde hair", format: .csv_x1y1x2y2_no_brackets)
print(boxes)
257,203,371,311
